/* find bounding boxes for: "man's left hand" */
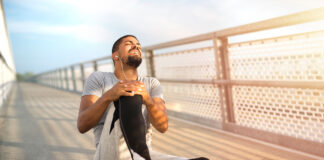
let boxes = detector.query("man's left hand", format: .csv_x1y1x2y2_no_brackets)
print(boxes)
132,81,154,106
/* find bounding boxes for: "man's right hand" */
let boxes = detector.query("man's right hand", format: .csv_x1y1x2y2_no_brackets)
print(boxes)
77,80,144,133
105,80,144,101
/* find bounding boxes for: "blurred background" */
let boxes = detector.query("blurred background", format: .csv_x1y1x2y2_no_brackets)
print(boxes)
2,0,324,74
0,0,324,159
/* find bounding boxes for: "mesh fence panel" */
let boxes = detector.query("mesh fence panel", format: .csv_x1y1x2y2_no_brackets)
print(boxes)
155,47,217,80
138,55,147,77
229,31,324,142
154,31,324,142
98,63,114,73
61,70,67,89
84,64,95,79
154,47,223,121
229,31,324,81
73,66,83,92
67,68,73,91
162,82,223,121
233,86,324,142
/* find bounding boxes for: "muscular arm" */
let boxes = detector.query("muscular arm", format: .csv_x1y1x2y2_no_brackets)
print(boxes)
77,80,135,133
145,97,168,133
77,93,112,134
78,79,168,134
132,81,168,133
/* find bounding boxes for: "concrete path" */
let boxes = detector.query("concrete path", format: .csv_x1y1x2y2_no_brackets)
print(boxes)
0,82,319,160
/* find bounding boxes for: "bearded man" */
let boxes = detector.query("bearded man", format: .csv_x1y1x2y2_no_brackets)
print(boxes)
78,35,169,159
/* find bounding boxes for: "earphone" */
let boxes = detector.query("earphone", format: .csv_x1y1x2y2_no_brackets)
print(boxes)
115,54,128,81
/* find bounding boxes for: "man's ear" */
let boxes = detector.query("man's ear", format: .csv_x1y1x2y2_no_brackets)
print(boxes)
112,52,119,61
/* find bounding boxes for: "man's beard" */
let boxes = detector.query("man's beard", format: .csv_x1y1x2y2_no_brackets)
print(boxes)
125,56,142,68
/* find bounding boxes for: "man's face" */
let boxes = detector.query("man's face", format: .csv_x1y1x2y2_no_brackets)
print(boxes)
117,36,142,68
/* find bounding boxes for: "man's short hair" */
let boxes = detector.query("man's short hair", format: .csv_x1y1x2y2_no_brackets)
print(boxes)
112,35,138,53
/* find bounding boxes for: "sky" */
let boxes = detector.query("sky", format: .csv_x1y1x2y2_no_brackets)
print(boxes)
2,0,324,74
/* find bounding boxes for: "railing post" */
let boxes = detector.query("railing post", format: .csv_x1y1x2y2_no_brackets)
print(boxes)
46,72,49,86
93,61,98,72
145,50,156,77
55,70,59,88
59,69,63,89
64,68,69,90
80,64,85,89
213,37,226,125
50,72,53,87
46,73,49,86
38,73,41,84
42,73,45,85
71,66,77,92
219,37,235,123
51,72,53,86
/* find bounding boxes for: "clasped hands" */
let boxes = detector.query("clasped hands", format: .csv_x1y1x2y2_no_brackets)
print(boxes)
107,80,153,106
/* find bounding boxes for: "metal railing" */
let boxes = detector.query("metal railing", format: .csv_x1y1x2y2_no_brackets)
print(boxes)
34,7,324,157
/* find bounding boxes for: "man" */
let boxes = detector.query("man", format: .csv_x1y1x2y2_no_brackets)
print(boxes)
77,35,173,159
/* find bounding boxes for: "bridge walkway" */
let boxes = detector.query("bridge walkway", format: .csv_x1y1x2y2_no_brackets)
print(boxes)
0,82,317,160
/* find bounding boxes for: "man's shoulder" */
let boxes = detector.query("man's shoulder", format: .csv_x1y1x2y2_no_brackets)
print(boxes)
139,76,159,82
89,71,114,79
86,71,116,86
90,71,113,76
139,76,161,87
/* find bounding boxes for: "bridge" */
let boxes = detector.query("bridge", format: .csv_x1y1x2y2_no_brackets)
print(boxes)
0,2,324,160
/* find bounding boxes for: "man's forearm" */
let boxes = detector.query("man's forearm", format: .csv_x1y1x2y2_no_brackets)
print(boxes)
146,98,168,133
77,92,112,133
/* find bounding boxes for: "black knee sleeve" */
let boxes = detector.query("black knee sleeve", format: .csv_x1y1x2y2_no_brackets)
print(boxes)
112,95,151,160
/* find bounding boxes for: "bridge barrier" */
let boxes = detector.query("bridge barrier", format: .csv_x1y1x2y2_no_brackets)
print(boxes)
0,54,15,108
0,0,16,109
33,7,324,156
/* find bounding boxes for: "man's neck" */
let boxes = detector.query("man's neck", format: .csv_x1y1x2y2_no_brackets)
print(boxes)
114,64,138,80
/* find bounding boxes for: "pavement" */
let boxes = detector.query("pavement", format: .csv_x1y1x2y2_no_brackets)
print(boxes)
0,82,319,160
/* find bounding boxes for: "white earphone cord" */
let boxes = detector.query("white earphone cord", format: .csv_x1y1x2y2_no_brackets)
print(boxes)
118,45,141,81
118,45,142,81
119,59,128,81
117,56,135,160
116,55,128,81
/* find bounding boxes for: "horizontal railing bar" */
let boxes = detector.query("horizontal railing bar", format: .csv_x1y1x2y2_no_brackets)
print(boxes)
97,61,113,65
143,7,324,51
79,56,112,65
228,30,324,47
37,56,113,75
159,78,324,89
214,7,324,37
231,80,324,89
143,33,213,51
159,78,227,84
155,46,213,57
